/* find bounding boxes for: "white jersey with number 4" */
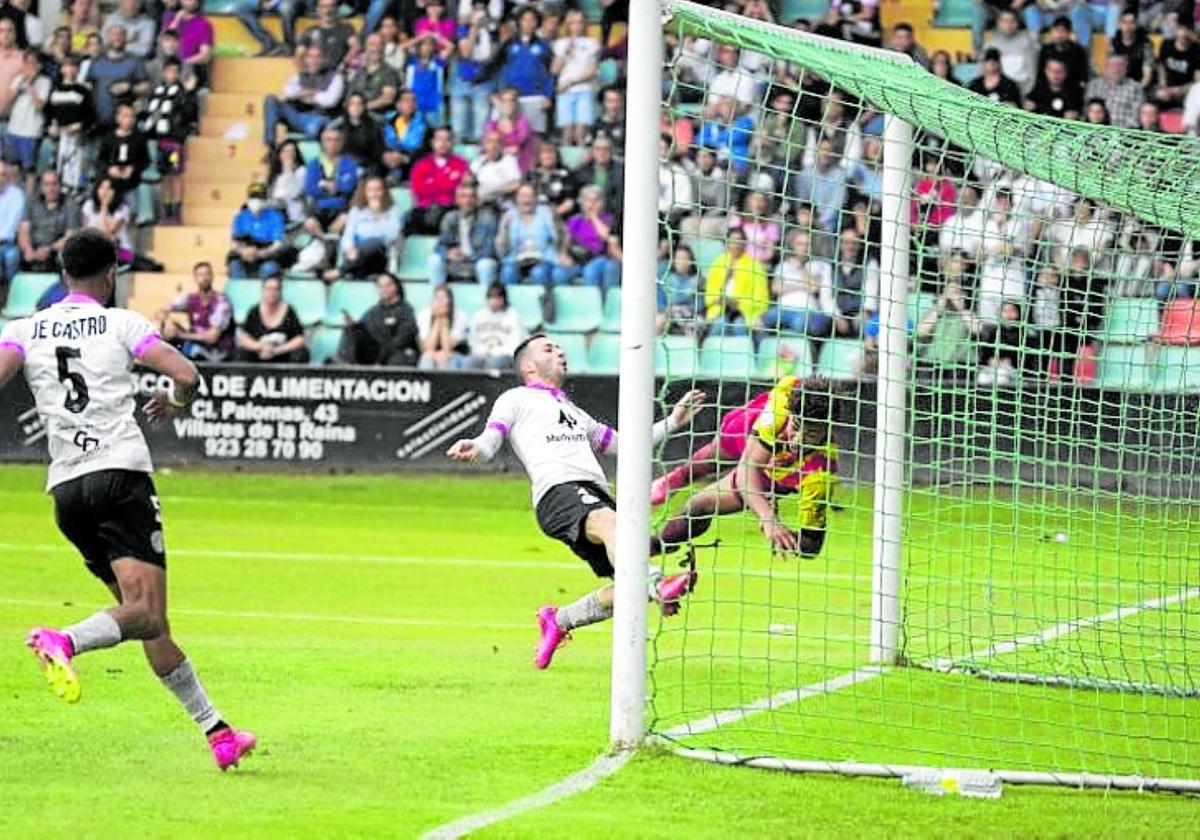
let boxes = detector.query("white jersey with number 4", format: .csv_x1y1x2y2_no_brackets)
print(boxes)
483,383,615,506
0,295,161,490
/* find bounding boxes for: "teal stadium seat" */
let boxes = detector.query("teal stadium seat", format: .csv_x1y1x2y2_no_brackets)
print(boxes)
324,280,378,326
546,332,590,373
907,292,939,327
953,62,980,86
1153,346,1200,392
600,287,621,333
560,146,588,170
934,0,979,28
548,286,603,333
655,334,698,378
1095,344,1155,391
390,187,414,218
396,236,438,281
780,0,830,24
224,279,262,324
283,279,327,327
507,284,546,332
1101,298,1161,343
1,273,58,318
454,144,479,161
816,337,865,380
309,326,342,365
757,336,813,380
697,335,756,380
690,237,727,278
403,281,432,313
588,333,622,374
449,282,487,318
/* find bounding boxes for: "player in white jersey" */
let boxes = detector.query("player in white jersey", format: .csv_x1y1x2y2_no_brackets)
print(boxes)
0,230,257,771
447,334,705,669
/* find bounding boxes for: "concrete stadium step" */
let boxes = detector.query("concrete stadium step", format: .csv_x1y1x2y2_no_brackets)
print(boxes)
125,272,199,318
182,204,240,227
211,57,297,97
204,92,265,119
199,114,264,139
186,136,268,166
149,226,233,274
182,179,258,206
209,15,362,57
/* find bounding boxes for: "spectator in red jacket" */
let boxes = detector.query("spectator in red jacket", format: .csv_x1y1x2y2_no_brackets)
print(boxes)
405,125,469,235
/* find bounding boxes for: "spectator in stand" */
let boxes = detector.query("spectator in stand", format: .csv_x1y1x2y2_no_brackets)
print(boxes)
1025,56,1083,119
0,159,22,286
1138,100,1163,131
1038,17,1090,93
140,57,197,222
81,177,134,262
484,85,536,174
298,124,357,272
228,182,293,278
85,24,148,126
572,134,624,228
466,280,524,369
554,185,621,296
43,52,92,193
594,87,627,149
104,0,155,59
1083,96,1111,123
65,0,100,53
5,49,49,190
19,170,77,272
96,101,149,205
331,92,385,174
417,283,468,369
527,140,576,218
916,260,982,373
1085,54,1143,127
707,42,760,108
79,32,103,81
347,32,399,119
698,95,754,179
658,134,693,234
382,89,427,183
297,0,358,69
792,137,847,233
265,46,344,145
552,9,599,146
146,28,197,89
984,9,1039,96
977,300,1026,387
485,5,553,133
449,0,497,143
830,226,878,338
159,261,234,362
335,174,400,280
497,181,557,302
1056,246,1106,379
886,22,928,68
929,49,956,84
680,147,731,239
0,0,32,49
45,27,73,72
657,243,698,334
161,0,213,89
761,229,834,340
470,130,522,210
409,0,456,46
430,180,498,285
404,31,451,127
1109,11,1156,89
377,15,406,70
970,48,1023,105
336,272,421,366
912,152,957,234
727,190,780,266
702,228,769,337
237,275,309,364
235,0,301,57
405,125,469,234
269,138,308,223
1154,23,1200,110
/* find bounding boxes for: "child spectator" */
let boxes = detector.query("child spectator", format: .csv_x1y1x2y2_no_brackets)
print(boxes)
405,34,450,127
140,57,197,222
4,49,49,191
466,281,525,369
43,52,92,193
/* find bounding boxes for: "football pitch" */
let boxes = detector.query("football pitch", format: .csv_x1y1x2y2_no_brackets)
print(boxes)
0,464,1195,837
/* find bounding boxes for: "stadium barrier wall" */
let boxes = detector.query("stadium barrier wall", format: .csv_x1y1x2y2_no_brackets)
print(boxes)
0,364,1196,495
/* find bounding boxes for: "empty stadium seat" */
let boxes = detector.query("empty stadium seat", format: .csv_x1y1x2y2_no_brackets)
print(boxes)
309,326,342,366
548,286,603,333
757,336,814,379
507,284,546,331
1,273,58,318
560,146,588,170
283,279,327,327
934,0,978,27
1101,297,1160,343
390,187,414,218
403,281,433,313
952,62,980,86
396,236,438,281
600,287,621,333
697,335,756,380
655,334,699,378
816,338,864,380
224,279,262,324
448,282,486,317
690,237,727,277
1157,298,1200,345
780,0,829,24
907,292,939,328
1154,345,1200,392
324,280,378,326
588,333,622,374
545,332,590,373
1094,344,1155,391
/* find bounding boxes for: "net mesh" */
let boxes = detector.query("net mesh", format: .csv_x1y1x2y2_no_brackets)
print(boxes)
647,0,1199,786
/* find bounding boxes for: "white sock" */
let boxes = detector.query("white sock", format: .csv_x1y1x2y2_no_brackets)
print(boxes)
63,611,122,654
555,591,613,631
646,568,665,603
160,659,223,734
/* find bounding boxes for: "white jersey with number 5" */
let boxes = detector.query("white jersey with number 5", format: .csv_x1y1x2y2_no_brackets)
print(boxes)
0,294,161,490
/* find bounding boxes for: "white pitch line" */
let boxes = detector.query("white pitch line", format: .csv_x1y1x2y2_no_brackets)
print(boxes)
419,751,633,840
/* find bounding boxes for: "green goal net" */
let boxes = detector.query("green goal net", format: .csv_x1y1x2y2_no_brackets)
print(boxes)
644,0,1199,792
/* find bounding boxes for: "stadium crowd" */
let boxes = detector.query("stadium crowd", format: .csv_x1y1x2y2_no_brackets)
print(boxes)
0,0,1197,381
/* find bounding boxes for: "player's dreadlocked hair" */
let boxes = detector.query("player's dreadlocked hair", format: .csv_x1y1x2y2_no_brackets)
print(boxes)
789,377,835,445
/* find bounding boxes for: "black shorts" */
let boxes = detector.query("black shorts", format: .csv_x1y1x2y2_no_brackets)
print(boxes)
52,469,166,585
535,481,616,578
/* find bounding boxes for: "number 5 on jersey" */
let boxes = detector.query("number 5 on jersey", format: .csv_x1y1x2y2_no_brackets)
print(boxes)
56,346,90,414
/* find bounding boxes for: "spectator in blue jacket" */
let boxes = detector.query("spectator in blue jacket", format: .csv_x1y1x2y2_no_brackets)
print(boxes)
485,6,553,132
295,124,357,273
227,182,294,278
697,95,755,176
404,33,450,128
382,89,428,184
429,181,498,285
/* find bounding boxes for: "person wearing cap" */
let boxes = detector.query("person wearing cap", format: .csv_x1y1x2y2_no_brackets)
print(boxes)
1036,16,1091,93
969,48,1023,106
227,182,292,279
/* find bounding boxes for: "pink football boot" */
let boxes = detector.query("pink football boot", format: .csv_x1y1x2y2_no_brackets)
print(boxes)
208,727,258,771
535,606,569,670
657,569,698,617
26,627,80,703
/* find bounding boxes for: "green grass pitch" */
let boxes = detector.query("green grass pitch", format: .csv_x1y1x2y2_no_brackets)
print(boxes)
0,464,1195,837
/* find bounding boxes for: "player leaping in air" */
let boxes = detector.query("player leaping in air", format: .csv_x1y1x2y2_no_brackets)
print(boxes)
447,334,705,669
654,376,838,558
0,230,256,771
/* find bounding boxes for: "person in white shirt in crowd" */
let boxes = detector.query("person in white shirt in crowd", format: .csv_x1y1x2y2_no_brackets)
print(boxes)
103,0,154,58
269,139,308,225
707,43,760,107
979,187,1033,262
470,130,523,210
983,9,1040,96
417,283,469,370
938,184,986,259
551,9,598,146
1049,197,1114,269
761,229,834,338
466,280,525,370
4,49,51,192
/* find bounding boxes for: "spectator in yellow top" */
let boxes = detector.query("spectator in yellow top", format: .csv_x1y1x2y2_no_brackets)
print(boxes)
703,227,770,336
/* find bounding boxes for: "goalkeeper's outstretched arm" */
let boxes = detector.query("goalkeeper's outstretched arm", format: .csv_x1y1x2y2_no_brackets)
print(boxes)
590,388,707,456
